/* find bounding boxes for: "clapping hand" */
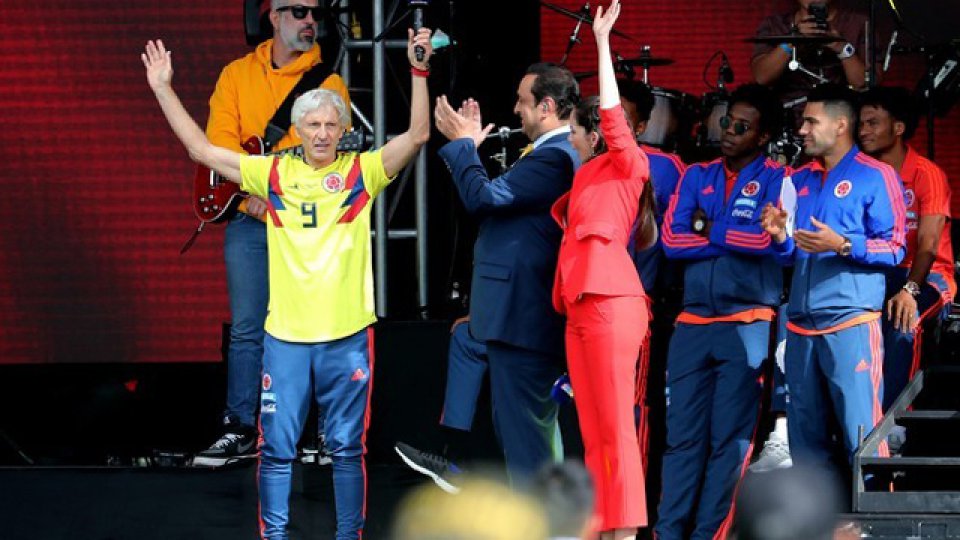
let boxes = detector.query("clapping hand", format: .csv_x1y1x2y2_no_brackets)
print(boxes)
794,216,845,253
760,203,788,243
434,95,494,146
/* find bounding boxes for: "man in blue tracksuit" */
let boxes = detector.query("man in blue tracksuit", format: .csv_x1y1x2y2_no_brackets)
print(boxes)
656,84,785,540
761,84,906,474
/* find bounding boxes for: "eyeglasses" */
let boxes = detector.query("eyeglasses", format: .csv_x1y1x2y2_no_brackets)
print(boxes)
275,5,324,20
719,115,752,136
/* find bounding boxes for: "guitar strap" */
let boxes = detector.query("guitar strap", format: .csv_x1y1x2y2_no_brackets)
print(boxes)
262,60,333,152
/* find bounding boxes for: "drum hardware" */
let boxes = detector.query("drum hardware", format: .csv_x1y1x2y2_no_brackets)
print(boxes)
637,86,697,151
573,48,675,82
745,34,843,85
744,34,844,46
693,51,735,149
540,1,640,43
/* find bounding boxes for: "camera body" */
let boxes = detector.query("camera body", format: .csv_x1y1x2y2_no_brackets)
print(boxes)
808,3,829,30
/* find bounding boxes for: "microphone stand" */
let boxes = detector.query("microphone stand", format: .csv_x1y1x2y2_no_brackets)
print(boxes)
559,2,590,66
487,127,522,172
788,46,829,84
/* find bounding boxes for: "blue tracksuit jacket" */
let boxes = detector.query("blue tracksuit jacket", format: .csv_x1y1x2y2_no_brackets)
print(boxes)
662,155,786,317
773,146,907,330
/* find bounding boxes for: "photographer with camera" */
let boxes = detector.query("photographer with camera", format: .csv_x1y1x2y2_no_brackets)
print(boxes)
751,0,867,126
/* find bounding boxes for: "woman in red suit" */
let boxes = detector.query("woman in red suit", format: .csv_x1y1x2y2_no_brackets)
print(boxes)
551,2,651,539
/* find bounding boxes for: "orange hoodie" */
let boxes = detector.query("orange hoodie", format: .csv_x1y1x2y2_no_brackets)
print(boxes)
205,39,351,153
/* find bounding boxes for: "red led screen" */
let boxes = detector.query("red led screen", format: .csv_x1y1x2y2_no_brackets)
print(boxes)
0,2,250,363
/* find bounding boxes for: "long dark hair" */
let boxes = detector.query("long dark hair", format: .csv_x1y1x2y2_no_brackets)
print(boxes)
574,96,658,251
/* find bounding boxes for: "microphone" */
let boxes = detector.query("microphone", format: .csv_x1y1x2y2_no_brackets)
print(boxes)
883,30,898,72
717,53,734,91
719,55,734,85
559,2,590,66
410,0,429,62
485,126,523,140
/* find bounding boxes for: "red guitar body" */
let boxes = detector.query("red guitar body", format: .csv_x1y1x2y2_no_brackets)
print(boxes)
192,136,265,223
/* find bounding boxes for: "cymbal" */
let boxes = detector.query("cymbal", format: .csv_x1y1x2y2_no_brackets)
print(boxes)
745,34,844,45
618,55,675,67
575,55,675,80
540,1,639,42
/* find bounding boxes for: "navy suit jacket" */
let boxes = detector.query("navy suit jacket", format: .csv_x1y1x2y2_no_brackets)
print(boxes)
439,133,580,355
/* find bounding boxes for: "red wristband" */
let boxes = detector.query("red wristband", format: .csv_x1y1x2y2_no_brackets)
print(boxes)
410,66,430,78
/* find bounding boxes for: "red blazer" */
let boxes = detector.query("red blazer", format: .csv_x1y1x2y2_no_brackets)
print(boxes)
551,104,650,313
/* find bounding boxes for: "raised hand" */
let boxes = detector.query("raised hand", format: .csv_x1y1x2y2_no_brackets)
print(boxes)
141,39,173,91
593,0,621,44
407,28,434,71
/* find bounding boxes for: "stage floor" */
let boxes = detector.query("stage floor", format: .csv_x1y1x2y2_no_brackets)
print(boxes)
0,462,424,540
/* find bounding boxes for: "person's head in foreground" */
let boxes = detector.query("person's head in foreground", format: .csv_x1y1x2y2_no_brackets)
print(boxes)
392,475,548,540
733,464,842,540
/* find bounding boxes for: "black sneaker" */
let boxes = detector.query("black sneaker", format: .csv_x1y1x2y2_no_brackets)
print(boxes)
192,428,258,467
394,442,462,494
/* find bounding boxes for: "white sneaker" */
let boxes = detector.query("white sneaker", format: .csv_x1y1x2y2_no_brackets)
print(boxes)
300,434,334,466
750,433,793,473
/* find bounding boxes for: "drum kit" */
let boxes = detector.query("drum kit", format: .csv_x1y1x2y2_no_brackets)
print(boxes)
539,1,848,166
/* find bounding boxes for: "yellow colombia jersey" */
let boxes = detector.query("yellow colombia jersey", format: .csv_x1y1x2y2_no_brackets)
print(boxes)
240,150,394,343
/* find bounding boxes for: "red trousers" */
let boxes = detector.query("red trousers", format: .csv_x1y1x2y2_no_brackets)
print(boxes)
564,293,648,531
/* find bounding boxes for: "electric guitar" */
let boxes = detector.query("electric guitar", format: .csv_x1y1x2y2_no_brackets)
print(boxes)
192,128,366,223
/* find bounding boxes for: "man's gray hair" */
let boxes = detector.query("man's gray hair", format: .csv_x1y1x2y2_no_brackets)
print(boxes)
270,0,285,10
292,88,349,127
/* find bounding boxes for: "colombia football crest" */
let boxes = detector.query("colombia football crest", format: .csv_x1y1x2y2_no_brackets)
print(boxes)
834,180,853,198
323,172,345,193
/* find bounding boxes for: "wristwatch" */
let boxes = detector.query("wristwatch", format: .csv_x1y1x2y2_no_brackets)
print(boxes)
692,215,707,234
837,42,856,60
902,280,921,297
836,237,852,257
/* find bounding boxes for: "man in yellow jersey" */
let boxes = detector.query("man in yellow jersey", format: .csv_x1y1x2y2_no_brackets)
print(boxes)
195,0,352,468
142,26,432,540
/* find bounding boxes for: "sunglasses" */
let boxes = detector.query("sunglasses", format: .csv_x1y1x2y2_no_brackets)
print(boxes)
275,5,324,20
719,115,752,136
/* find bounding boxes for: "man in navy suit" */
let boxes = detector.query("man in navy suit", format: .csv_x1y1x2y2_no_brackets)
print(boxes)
395,63,581,490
